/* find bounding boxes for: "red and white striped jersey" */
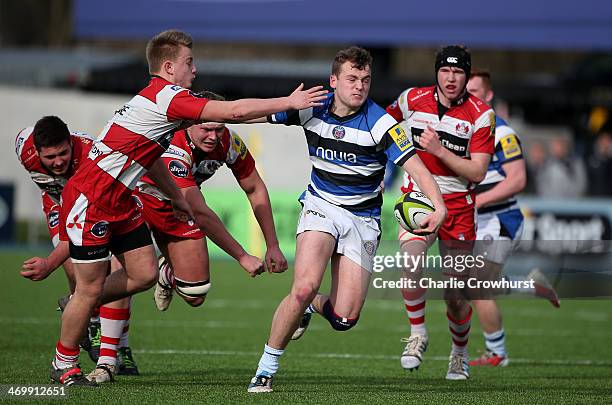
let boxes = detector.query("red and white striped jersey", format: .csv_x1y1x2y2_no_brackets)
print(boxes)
137,127,256,199
15,126,93,204
69,76,209,212
387,85,495,199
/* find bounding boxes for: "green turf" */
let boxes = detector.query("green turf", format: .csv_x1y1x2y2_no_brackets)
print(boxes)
1,250,611,404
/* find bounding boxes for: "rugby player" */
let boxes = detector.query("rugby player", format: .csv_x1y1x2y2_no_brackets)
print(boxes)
467,69,559,367
17,116,140,379
246,46,446,393
49,29,327,386
386,45,495,380
133,91,287,312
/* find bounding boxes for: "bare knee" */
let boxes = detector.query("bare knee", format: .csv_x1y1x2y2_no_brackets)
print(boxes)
290,283,318,308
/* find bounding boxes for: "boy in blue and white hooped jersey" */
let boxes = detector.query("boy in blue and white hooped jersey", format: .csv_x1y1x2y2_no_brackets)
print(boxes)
247,46,448,393
467,69,560,369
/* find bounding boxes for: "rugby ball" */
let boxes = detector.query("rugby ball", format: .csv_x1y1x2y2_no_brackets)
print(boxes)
394,191,435,232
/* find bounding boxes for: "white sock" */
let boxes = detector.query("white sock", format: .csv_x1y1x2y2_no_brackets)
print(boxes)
255,344,284,377
484,329,507,357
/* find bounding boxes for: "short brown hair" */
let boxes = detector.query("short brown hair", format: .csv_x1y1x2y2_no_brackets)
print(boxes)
146,30,193,74
332,46,372,76
470,68,492,91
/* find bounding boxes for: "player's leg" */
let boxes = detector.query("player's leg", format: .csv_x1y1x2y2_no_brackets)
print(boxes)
398,230,436,371
439,207,476,381
163,236,210,307
100,222,158,304
51,189,109,386
311,253,371,331
88,256,136,383
52,259,107,386
249,231,334,393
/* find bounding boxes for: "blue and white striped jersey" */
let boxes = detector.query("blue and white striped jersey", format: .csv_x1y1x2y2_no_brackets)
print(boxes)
475,116,524,211
269,93,416,217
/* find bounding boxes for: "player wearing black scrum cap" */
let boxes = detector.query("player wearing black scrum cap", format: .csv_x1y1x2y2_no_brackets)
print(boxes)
387,45,495,380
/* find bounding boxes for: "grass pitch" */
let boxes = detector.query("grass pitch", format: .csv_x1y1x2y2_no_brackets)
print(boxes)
1,250,611,404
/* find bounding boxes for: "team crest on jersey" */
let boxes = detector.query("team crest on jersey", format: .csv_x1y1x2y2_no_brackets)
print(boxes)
91,221,109,238
363,241,376,256
332,126,346,140
455,122,470,135
47,210,60,228
389,125,411,151
169,160,189,178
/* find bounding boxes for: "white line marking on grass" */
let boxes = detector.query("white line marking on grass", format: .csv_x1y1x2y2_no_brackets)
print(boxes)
135,348,612,366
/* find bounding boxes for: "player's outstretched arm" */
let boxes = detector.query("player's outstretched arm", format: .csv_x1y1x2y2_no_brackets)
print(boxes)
238,169,288,274
21,240,70,281
199,84,327,123
148,158,194,222
476,159,526,209
181,186,264,277
402,155,447,234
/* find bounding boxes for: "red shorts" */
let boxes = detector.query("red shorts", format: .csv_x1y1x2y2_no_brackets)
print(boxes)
60,182,148,262
133,189,204,241
41,192,61,246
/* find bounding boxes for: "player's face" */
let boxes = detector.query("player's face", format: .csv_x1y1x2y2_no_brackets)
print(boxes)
172,45,196,89
467,76,493,105
437,66,467,102
37,141,72,176
330,61,371,112
189,123,225,152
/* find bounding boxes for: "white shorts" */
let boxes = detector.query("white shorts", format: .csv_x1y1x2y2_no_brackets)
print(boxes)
474,208,524,264
297,192,381,273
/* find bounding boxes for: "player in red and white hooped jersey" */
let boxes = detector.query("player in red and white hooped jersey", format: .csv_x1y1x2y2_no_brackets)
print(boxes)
16,116,141,379
386,45,495,380
134,91,287,312
50,29,327,386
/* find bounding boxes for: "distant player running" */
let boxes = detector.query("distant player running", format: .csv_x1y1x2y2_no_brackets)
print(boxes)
246,46,446,393
133,91,287,312
467,69,560,368
387,45,495,380
49,29,327,386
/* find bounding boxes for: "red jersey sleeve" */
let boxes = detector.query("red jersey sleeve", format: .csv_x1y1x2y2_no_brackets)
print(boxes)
469,108,496,155
166,89,209,121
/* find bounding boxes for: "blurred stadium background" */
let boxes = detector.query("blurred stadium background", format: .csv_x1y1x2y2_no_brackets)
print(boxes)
0,0,611,401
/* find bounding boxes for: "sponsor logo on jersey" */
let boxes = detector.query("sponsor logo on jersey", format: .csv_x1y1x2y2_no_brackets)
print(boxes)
305,209,326,218
91,221,109,238
163,147,187,159
48,210,60,228
169,160,189,178
315,147,357,163
500,134,521,159
332,125,346,139
231,135,248,158
114,105,131,116
409,89,432,103
389,125,411,151
170,85,182,92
